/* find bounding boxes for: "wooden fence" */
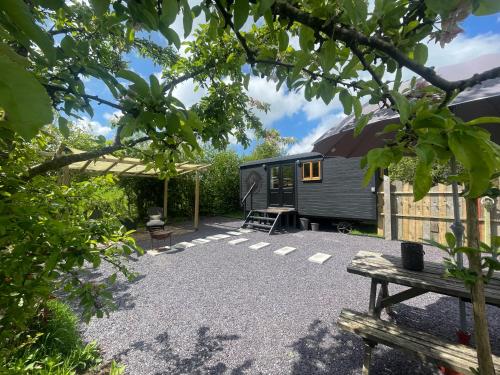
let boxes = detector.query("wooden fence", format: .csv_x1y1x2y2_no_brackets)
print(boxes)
377,178,499,244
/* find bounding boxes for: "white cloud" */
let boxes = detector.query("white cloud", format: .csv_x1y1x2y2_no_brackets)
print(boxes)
287,113,345,155
103,110,123,124
75,117,112,137
247,77,306,126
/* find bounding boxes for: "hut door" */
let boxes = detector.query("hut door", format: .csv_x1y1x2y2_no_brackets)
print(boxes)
269,164,295,207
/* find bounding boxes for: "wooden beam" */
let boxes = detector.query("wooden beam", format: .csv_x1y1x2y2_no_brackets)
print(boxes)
117,164,138,176
79,160,93,172
103,161,120,173
194,172,200,229
163,178,169,222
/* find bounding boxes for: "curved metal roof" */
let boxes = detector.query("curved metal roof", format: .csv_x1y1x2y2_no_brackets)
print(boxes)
313,53,500,150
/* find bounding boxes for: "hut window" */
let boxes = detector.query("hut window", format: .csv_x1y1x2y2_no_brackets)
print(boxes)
302,161,321,181
271,166,280,189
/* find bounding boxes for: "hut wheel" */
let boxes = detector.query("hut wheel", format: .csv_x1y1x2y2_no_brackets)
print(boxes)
337,221,352,234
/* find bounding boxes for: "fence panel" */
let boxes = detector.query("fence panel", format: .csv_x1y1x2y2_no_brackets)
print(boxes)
377,180,499,244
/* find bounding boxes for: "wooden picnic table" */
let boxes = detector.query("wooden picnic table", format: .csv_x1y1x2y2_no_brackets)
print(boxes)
347,251,500,317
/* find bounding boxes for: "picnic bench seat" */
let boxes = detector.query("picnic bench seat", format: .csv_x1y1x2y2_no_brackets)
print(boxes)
338,309,500,375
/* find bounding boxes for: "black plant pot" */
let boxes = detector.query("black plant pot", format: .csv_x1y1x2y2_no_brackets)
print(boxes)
401,241,424,271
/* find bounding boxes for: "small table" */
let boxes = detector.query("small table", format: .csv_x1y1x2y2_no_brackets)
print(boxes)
148,229,173,249
347,251,500,317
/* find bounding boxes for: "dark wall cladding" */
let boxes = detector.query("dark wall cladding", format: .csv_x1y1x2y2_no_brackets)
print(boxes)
239,156,377,221
297,157,376,220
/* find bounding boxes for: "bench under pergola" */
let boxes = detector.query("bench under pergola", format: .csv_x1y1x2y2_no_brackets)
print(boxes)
63,148,210,229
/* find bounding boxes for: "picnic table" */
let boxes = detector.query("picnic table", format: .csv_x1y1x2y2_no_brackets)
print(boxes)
347,250,500,316
338,250,500,374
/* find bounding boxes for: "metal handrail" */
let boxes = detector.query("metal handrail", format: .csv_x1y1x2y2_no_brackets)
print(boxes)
241,182,256,205
241,182,256,219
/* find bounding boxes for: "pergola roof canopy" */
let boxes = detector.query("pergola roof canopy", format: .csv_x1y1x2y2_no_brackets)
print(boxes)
66,148,209,178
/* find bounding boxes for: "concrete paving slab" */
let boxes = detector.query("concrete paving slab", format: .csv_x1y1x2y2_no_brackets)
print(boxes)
308,252,332,264
228,238,249,245
174,242,195,249
274,246,297,256
238,228,255,233
249,242,270,250
192,238,210,244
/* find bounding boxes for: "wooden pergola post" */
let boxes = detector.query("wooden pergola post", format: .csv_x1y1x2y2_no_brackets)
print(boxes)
163,178,169,222
194,171,200,229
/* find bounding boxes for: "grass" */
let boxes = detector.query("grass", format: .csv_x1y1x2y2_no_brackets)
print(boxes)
350,223,382,238
1,300,103,375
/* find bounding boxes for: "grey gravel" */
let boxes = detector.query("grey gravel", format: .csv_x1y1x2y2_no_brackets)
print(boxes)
81,218,500,375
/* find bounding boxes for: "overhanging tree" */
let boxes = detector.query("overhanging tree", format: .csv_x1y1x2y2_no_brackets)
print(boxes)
1,0,500,372
188,0,500,373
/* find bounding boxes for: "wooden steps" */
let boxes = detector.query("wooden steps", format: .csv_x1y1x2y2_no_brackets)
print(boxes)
241,209,282,235
338,309,500,374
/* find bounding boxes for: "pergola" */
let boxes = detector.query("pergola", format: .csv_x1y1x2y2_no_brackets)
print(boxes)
64,148,210,229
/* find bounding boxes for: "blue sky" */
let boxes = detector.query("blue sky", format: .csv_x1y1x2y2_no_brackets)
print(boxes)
79,11,500,157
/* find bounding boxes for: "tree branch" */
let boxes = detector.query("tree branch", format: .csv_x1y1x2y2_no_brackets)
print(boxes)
45,84,125,111
27,136,150,179
350,45,395,107
271,0,500,93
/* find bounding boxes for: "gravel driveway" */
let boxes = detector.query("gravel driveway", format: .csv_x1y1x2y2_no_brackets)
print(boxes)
81,218,500,374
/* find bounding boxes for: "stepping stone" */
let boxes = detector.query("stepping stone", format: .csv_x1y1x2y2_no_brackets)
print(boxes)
308,253,332,264
148,246,170,256
206,235,225,240
228,238,249,245
192,238,210,244
174,242,195,249
227,231,243,236
249,242,270,250
274,246,296,256
238,228,255,233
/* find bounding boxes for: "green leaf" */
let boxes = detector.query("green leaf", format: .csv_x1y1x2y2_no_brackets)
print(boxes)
342,0,368,25
413,143,435,200
159,25,181,49
413,43,428,65
319,40,336,72
354,114,371,137
182,2,193,37
393,67,402,91
90,0,110,16
448,132,493,197
257,0,275,16
0,54,53,139
60,35,76,56
278,30,289,52
465,116,500,126
339,89,353,115
390,90,411,123
117,70,149,96
58,117,70,138
0,0,56,64
233,0,250,31
162,0,179,26
298,26,315,51
473,0,500,15
353,96,362,118
445,232,456,249
0,42,29,67
150,74,162,98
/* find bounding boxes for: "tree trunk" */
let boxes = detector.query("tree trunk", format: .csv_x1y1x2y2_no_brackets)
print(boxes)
465,198,495,374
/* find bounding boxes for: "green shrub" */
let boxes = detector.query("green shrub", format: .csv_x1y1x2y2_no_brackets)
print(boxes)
1,300,102,374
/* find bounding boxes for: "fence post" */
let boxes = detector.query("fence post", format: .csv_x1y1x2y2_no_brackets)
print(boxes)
383,174,393,240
